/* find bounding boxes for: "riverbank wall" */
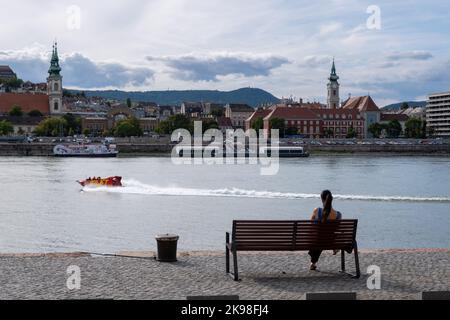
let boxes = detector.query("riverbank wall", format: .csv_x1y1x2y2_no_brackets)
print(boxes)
1,142,450,156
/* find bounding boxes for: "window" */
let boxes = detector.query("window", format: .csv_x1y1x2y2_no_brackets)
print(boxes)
333,90,336,96
54,101,59,111
54,83,59,91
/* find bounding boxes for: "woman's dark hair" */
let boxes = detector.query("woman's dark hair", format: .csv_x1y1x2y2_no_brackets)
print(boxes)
321,190,333,223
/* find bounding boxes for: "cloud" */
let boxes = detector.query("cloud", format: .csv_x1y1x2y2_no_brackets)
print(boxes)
63,54,154,88
386,51,433,61
147,52,290,82
301,55,332,68
0,46,154,89
318,23,342,37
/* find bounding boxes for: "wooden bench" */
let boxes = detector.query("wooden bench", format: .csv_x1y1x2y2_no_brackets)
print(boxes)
226,220,360,281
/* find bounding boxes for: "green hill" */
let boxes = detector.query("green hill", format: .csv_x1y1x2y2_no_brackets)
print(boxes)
69,87,280,107
382,101,426,111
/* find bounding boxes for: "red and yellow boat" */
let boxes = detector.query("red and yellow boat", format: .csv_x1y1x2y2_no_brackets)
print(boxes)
78,176,122,187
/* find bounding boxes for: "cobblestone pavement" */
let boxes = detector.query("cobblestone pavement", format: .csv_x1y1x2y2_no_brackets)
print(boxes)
0,249,449,300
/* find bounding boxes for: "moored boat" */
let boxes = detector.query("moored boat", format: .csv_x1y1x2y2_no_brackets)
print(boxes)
77,176,122,187
53,144,118,157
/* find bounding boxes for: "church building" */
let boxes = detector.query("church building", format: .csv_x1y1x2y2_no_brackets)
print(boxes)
0,42,64,116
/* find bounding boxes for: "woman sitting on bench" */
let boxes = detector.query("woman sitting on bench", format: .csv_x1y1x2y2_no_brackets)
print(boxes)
309,190,342,271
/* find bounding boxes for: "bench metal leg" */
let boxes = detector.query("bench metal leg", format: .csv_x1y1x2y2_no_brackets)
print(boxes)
353,241,361,279
232,250,239,281
225,233,230,274
340,250,346,272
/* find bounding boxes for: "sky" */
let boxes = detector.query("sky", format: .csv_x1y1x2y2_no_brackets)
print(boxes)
1,0,449,106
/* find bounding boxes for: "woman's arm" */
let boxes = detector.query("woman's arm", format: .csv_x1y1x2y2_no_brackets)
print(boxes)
311,208,318,221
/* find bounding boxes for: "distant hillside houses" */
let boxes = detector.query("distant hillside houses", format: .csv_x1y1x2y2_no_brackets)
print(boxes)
0,48,431,138
244,60,422,139
0,65,17,81
0,42,63,119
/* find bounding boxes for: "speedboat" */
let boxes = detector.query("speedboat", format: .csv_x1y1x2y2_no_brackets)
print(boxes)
77,176,122,187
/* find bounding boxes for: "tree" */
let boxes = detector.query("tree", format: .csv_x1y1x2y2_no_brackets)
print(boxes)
201,119,219,133
83,128,91,136
251,117,264,131
0,120,14,136
285,127,298,136
405,118,426,139
401,102,409,110
324,128,334,138
368,123,383,138
9,106,23,117
426,125,435,138
156,114,192,134
211,109,224,118
346,125,357,139
28,109,44,117
269,118,286,137
63,89,73,97
34,118,68,137
3,78,23,90
386,120,402,138
63,113,82,135
126,98,132,109
113,117,143,137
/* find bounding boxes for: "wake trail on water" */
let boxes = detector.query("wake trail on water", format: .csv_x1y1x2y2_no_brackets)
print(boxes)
81,179,450,203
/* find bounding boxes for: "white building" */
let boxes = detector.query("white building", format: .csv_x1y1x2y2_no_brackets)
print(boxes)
426,91,450,137
225,103,255,128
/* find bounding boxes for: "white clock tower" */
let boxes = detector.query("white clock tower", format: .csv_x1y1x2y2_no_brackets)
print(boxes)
47,42,63,114
327,59,340,109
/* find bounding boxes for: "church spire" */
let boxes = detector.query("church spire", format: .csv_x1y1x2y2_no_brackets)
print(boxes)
327,58,340,109
48,41,61,76
329,58,339,82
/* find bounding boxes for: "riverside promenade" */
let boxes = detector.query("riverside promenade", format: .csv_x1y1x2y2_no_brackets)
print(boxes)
0,249,448,300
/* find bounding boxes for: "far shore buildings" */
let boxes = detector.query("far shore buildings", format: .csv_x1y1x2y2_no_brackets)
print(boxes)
1,47,425,138
426,91,450,137
248,61,378,138
225,103,255,129
0,66,17,81
0,43,63,117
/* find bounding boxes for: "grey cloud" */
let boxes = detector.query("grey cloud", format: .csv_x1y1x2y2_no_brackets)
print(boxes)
63,54,154,88
301,55,332,68
148,53,289,81
0,51,154,88
386,51,433,61
347,60,450,101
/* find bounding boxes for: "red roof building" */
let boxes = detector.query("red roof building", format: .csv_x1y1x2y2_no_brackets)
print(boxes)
314,108,365,139
342,95,380,112
245,108,273,131
380,113,409,122
342,95,381,137
262,105,366,138
0,93,50,115
263,106,322,138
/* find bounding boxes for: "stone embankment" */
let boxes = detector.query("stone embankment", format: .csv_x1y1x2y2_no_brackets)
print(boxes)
1,142,450,156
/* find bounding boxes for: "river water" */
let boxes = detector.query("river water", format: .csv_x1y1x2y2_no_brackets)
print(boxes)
0,155,449,253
